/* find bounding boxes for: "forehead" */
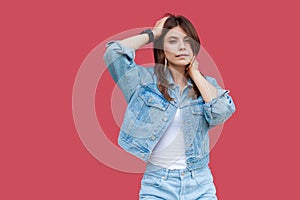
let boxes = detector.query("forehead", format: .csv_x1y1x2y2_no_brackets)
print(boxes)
165,26,188,38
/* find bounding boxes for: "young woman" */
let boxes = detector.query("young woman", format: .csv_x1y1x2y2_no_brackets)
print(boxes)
104,14,235,200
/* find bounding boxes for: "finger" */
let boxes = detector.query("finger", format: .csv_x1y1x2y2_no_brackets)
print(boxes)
158,16,169,25
190,55,196,66
160,16,169,21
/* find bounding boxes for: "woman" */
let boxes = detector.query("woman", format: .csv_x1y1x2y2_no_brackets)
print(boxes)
104,14,235,200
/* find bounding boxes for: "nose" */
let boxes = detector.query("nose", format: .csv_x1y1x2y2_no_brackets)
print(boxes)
179,40,186,50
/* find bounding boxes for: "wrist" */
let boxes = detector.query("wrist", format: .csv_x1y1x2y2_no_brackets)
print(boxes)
152,29,158,39
188,67,201,77
140,29,154,44
186,63,198,72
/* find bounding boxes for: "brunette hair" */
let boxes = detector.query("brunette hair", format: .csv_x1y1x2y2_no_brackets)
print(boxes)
153,14,201,101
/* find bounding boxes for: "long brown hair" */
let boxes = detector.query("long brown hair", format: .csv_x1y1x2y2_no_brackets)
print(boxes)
153,14,201,101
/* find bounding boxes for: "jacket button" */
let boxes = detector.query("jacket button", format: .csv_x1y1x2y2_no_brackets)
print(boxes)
141,153,145,158
148,98,153,103
150,135,156,140
163,116,168,122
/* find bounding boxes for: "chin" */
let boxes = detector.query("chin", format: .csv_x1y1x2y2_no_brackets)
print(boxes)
174,60,189,66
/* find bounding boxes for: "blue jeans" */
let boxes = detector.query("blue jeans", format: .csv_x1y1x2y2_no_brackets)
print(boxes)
139,162,217,200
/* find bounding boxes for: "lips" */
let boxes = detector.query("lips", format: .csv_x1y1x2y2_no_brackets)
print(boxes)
175,54,189,57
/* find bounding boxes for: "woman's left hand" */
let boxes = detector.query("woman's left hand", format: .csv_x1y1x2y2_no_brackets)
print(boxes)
186,56,199,75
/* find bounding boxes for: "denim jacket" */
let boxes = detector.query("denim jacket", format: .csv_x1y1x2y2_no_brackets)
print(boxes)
103,41,236,170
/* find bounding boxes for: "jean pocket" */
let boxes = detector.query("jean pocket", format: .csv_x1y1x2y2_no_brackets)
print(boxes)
194,167,214,187
141,173,163,188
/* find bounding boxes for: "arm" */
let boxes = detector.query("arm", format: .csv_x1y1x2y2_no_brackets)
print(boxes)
103,17,168,102
188,68,218,103
103,40,140,103
188,62,236,127
119,16,169,49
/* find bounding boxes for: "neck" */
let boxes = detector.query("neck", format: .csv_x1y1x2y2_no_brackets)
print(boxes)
168,65,187,86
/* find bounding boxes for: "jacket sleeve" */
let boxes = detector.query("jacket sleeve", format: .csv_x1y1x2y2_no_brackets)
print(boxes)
203,76,236,128
103,40,141,103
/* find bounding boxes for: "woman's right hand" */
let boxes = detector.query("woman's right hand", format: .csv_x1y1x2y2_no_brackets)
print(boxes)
119,16,169,50
152,16,169,39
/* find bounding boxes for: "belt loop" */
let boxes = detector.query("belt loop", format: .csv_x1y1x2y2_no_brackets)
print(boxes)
163,168,168,180
191,170,195,179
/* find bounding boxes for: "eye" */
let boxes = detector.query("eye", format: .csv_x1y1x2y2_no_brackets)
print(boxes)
184,38,190,43
169,40,177,44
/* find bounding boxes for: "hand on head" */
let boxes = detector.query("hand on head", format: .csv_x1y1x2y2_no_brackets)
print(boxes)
152,16,169,39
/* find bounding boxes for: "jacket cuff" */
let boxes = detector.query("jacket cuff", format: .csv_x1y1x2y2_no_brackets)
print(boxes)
105,40,135,59
203,88,229,108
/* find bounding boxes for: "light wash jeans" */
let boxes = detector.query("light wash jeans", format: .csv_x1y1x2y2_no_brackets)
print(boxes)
139,162,217,200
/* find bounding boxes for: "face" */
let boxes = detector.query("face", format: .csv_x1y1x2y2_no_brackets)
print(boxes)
163,26,194,68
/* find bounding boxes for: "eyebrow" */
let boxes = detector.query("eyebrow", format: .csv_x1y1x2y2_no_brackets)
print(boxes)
167,36,189,40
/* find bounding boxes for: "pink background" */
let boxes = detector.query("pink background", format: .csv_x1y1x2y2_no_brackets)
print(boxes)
1,0,299,199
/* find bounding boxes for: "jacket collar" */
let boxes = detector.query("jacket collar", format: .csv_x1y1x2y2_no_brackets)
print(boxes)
165,68,193,88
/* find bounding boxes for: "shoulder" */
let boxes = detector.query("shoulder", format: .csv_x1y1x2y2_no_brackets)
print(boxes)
139,67,156,84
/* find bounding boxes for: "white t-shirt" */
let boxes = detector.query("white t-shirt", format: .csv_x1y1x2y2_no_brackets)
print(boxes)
148,108,187,169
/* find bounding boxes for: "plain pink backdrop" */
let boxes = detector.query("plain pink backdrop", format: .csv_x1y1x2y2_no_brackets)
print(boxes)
1,0,300,199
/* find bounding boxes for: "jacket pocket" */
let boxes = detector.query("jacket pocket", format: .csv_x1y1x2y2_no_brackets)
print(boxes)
141,173,164,188
139,91,168,111
122,89,169,138
131,90,169,124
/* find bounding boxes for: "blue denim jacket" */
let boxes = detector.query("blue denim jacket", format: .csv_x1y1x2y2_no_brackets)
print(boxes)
103,41,236,170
